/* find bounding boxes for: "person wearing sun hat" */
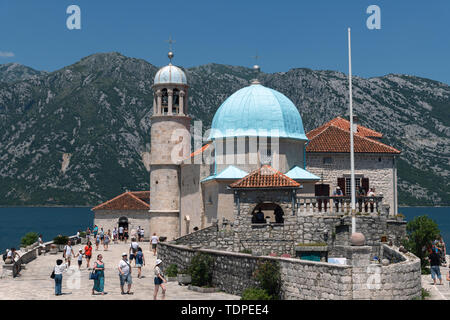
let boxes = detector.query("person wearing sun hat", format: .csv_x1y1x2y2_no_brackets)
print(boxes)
118,252,133,295
153,258,166,300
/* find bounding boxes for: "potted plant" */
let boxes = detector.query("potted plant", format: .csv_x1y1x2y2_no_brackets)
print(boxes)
396,213,405,221
53,235,69,252
20,232,39,252
380,234,388,243
166,264,178,282
177,269,192,286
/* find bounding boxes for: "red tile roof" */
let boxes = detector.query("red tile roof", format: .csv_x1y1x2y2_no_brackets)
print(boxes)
92,191,150,211
306,125,400,154
307,116,383,140
230,165,300,188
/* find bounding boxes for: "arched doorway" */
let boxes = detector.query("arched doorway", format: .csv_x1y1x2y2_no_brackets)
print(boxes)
251,203,284,224
118,216,129,230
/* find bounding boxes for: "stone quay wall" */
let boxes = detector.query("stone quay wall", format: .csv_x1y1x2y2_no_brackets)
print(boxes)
158,242,421,300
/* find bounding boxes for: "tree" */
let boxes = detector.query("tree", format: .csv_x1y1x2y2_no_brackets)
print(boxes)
403,215,440,272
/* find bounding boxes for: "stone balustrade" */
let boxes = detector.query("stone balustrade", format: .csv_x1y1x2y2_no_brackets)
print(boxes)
296,196,384,215
2,234,81,278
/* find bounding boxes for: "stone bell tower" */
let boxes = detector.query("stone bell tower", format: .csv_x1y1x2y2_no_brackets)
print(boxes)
149,48,190,240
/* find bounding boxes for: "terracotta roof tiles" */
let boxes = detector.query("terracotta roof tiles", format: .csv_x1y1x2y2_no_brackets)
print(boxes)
92,191,150,211
230,165,300,188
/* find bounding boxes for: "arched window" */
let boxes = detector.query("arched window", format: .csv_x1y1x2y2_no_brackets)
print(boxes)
173,88,180,114
251,203,284,224
161,88,168,114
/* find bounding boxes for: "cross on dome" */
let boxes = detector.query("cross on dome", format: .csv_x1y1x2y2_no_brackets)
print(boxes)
166,35,176,63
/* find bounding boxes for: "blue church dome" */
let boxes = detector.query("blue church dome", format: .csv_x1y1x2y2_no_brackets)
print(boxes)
154,64,187,85
208,83,307,141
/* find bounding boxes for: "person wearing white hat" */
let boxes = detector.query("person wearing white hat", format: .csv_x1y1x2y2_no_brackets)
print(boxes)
332,186,343,213
118,253,133,295
153,259,166,300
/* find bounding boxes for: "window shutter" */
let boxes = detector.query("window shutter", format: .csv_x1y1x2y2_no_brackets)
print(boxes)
362,178,369,194
337,178,346,195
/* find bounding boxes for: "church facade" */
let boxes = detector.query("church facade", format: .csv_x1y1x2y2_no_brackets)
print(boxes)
92,52,401,242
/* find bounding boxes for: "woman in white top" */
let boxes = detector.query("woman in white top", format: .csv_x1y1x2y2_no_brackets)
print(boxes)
151,233,159,256
53,259,67,295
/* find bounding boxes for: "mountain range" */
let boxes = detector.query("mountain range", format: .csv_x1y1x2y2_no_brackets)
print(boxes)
0,52,448,207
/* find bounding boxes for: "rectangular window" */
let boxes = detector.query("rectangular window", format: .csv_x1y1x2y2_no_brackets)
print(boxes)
345,177,361,196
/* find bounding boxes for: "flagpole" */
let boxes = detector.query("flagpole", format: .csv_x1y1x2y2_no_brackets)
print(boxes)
348,28,356,234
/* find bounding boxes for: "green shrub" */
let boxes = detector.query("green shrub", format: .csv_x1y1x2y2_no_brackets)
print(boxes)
421,288,431,300
403,215,440,271
240,249,252,254
20,232,39,247
253,260,281,299
166,264,178,277
241,287,272,300
188,253,214,287
53,235,69,245
79,231,86,238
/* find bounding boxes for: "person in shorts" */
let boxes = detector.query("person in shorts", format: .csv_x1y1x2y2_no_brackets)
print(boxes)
429,248,443,285
118,253,133,295
153,259,166,300
63,240,75,266
151,233,159,256
84,241,93,269
135,248,145,278
75,249,83,270
129,238,139,264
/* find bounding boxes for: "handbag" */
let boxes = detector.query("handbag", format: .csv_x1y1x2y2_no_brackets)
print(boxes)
89,271,98,280
50,269,55,279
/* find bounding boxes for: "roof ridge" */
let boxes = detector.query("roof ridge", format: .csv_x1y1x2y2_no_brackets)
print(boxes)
92,191,150,211
308,125,400,153
91,192,130,211
127,192,151,207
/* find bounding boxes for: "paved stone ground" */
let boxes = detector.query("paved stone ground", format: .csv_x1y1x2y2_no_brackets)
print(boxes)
0,241,239,300
421,255,450,300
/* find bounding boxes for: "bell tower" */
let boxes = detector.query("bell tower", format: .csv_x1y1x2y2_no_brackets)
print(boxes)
149,43,190,240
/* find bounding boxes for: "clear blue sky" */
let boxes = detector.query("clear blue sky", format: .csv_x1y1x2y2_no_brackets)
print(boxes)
0,0,449,84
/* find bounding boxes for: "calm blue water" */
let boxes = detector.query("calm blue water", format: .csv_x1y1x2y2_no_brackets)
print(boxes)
0,207,93,252
0,206,449,252
401,207,450,246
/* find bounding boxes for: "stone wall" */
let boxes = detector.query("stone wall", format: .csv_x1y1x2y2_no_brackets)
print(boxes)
172,212,406,258
158,242,421,300
386,220,407,246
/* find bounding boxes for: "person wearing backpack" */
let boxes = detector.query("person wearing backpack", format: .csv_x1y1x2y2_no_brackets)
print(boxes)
129,238,139,266
135,247,145,279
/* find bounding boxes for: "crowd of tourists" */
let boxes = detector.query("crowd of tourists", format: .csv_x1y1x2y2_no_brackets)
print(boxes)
50,225,165,299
